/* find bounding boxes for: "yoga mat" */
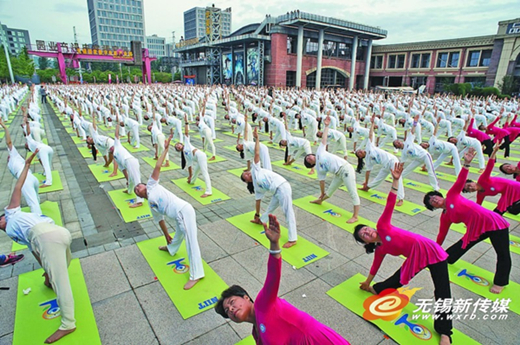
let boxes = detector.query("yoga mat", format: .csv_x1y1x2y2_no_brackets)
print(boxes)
122,142,150,152
14,259,101,345
414,168,457,182
193,135,223,143
440,162,486,175
107,189,152,222
293,196,376,233
228,168,245,178
481,200,520,222
226,212,329,268
78,146,95,158
348,185,426,216
235,336,255,345
137,236,228,319
141,156,180,171
71,136,85,145
65,127,75,134
448,260,520,315
171,178,230,205
13,201,64,251
327,273,478,345
271,160,317,178
36,171,64,193
449,223,520,256
88,163,125,182
385,177,444,194
205,153,226,163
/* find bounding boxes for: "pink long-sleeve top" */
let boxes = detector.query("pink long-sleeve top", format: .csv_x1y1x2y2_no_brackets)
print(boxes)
503,121,520,142
369,192,448,286
485,116,509,143
438,168,509,248
476,158,520,213
467,118,491,142
253,255,350,345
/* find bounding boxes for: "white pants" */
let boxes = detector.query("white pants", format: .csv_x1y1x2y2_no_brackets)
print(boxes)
378,131,397,150
125,157,143,203
402,154,439,190
156,132,169,162
326,163,360,205
291,141,312,162
368,159,405,200
23,173,42,215
328,135,347,155
172,123,183,144
201,128,216,157
77,125,86,140
433,146,461,175
305,124,318,143
260,182,297,242
38,146,54,185
29,223,75,331
167,205,205,281
192,150,212,195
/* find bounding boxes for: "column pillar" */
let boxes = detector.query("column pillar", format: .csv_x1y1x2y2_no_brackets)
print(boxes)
315,29,324,90
296,25,304,88
349,36,358,90
363,39,373,90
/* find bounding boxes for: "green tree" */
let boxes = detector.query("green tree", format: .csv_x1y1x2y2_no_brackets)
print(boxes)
497,75,518,96
38,57,49,70
173,71,181,81
13,46,35,77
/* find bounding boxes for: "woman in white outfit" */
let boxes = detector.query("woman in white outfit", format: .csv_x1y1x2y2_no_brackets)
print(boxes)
174,117,213,198
134,133,204,290
24,117,54,188
236,113,272,171
240,127,298,248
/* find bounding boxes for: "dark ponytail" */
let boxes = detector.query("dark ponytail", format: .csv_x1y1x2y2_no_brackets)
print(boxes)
353,224,380,254
349,131,352,139
236,145,245,159
284,146,289,163
356,155,365,174
298,116,303,130
240,173,255,194
317,118,322,130
91,143,97,161
181,151,186,170
264,120,269,133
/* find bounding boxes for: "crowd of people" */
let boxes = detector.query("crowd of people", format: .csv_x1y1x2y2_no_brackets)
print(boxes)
0,82,519,344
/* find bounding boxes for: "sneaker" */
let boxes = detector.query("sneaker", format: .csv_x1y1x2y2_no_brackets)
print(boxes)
0,254,25,268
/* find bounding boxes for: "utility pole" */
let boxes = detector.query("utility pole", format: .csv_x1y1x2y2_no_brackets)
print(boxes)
73,26,83,83
0,22,15,84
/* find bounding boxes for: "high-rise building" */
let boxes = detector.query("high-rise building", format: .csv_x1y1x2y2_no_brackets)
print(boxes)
87,0,146,49
145,34,165,57
0,23,31,55
183,6,231,40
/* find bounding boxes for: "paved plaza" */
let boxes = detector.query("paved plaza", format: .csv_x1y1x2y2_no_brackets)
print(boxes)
0,99,519,345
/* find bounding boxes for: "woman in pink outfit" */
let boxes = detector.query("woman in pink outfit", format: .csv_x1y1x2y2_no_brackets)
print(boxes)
354,162,452,345
215,214,349,345
424,148,511,294
463,143,520,215
499,161,520,182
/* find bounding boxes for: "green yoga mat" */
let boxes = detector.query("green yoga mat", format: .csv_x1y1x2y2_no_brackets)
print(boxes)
193,135,223,143
13,201,63,251
235,336,255,345
14,259,101,345
65,127,75,134
226,212,329,268
228,168,245,178
107,189,152,222
71,136,85,145
137,236,228,319
271,160,317,178
347,185,426,216
78,146,95,158
414,168,457,182
142,156,180,171
440,162,486,175
481,200,520,222
36,171,64,193
204,153,226,163
293,196,376,232
449,223,520,256
122,142,150,152
327,273,478,345
171,178,230,205
385,177,443,194
448,260,520,315
88,163,125,182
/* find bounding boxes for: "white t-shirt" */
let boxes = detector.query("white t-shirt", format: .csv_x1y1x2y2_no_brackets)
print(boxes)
401,134,427,161
113,138,133,169
146,176,189,222
7,146,28,178
5,206,54,251
251,161,286,200
365,139,395,171
316,143,345,180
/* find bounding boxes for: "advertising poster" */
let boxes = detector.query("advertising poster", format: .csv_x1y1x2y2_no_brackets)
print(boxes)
247,48,259,85
234,52,244,85
222,53,233,85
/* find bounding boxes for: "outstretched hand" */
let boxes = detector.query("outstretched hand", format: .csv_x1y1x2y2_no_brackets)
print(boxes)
264,214,281,244
463,147,477,164
26,148,39,165
390,162,404,180
253,126,259,140
324,115,331,127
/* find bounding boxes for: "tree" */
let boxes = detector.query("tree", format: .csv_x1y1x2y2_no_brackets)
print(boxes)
13,46,35,77
173,71,181,81
38,57,49,70
497,75,518,96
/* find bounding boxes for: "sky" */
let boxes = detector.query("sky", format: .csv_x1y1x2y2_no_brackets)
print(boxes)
0,0,515,46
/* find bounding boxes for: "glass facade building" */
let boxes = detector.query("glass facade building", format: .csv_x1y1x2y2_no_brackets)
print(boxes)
1,23,31,55
183,6,231,40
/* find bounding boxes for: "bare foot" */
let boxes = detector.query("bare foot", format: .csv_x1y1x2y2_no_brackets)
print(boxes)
122,190,130,194
446,161,454,166
43,273,52,289
346,216,358,224
163,162,170,167
158,246,169,252
129,202,143,208
40,184,51,188
396,199,404,207
310,199,323,205
209,156,216,161
478,169,484,174
367,286,377,295
45,328,76,344
103,163,109,168
359,186,370,192
184,278,201,290
153,156,158,160
109,172,117,177
439,334,451,345
250,218,263,225
490,284,504,294
268,141,273,144
283,241,297,248
421,166,428,172
201,193,212,198
308,169,315,175
283,162,290,166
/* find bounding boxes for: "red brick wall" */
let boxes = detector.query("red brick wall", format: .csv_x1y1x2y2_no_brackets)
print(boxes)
265,33,367,88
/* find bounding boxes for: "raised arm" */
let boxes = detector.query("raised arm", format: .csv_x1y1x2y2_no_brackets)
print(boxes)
253,126,260,164
8,150,38,209
184,115,189,137
321,115,331,146
0,119,13,150
260,214,282,305
114,107,120,140
151,130,173,181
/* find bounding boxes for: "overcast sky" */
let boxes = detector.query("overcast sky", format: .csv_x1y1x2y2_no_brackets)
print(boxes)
0,0,515,46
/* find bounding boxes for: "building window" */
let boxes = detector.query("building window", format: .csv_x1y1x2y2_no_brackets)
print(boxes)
286,71,296,87
370,55,383,69
410,53,430,69
287,36,296,54
436,51,459,68
305,39,319,55
467,49,492,67
387,54,405,69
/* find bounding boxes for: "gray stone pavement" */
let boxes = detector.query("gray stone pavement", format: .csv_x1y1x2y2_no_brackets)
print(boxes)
0,100,519,344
